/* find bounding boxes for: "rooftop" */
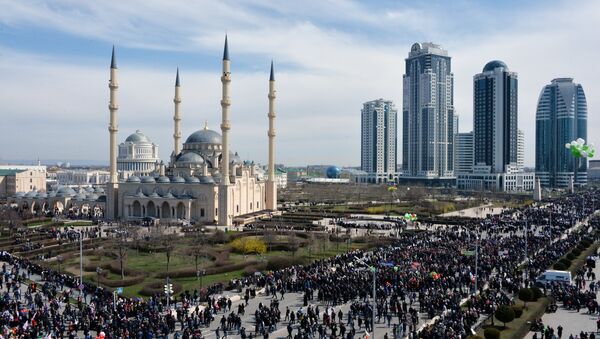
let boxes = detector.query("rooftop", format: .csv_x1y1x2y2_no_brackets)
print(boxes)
0,169,27,176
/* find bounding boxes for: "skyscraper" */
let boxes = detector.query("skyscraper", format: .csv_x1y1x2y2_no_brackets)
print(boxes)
361,99,397,183
473,60,518,173
402,43,455,181
454,132,474,174
535,78,588,187
517,129,525,171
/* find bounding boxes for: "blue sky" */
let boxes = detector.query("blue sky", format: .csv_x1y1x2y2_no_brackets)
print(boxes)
0,0,598,167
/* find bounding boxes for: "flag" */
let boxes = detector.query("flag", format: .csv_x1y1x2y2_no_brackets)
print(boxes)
461,249,476,257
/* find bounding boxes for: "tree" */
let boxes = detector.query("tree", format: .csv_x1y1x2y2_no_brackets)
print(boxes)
115,223,129,280
483,328,500,339
263,230,276,253
494,305,515,327
518,288,534,308
161,234,176,274
289,232,300,257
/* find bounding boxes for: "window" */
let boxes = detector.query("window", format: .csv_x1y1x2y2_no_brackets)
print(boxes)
200,208,205,217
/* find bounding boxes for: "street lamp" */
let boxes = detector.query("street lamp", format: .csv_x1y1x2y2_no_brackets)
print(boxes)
96,267,102,288
57,255,63,274
197,269,206,287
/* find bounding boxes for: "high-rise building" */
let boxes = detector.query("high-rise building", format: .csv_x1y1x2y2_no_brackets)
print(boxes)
473,60,518,173
453,113,459,137
517,129,525,171
535,78,588,187
454,132,474,174
402,42,455,181
361,99,398,183
457,61,534,192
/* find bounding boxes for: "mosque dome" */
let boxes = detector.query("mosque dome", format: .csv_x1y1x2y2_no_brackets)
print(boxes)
483,60,508,72
125,130,151,144
198,175,216,184
56,186,77,197
157,176,171,183
36,192,48,199
127,175,142,183
140,176,156,183
185,128,222,145
230,152,243,165
186,176,200,183
171,176,186,183
176,152,205,164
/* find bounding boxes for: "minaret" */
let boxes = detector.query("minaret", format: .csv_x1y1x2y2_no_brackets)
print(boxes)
173,68,182,155
265,61,278,211
218,35,232,226
106,46,120,220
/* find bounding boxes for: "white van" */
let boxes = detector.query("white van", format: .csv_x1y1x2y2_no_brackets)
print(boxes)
536,270,572,285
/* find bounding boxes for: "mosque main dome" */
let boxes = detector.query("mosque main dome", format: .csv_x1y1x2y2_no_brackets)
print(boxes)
185,128,222,145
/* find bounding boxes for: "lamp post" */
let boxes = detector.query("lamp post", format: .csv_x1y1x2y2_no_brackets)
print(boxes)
197,269,206,288
96,267,102,288
57,255,63,274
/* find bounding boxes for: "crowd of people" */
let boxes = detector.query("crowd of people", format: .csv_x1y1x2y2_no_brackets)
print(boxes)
0,189,598,338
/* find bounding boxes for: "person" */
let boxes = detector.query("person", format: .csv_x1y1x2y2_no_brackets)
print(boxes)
558,325,563,338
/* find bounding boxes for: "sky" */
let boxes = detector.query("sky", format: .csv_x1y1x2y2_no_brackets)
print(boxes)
0,0,598,167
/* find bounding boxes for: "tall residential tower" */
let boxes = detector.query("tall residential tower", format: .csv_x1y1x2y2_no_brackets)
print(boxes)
360,99,397,183
535,78,588,187
473,60,518,173
402,43,455,181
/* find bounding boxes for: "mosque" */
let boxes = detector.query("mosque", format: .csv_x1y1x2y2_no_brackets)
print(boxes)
8,36,278,226
105,36,278,226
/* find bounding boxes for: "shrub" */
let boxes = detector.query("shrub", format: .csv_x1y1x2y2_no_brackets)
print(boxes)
553,262,567,270
531,286,544,300
266,256,306,271
559,258,571,267
484,328,501,339
243,263,267,276
567,253,576,261
518,288,534,307
495,305,515,327
511,305,524,318
98,274,146,287
230,238,267,255
572,248,582,256
467,336,484,339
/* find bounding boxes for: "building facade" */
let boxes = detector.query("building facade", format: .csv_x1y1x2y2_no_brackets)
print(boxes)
402,42,455,180
535,78,588,187
473,60,518,173
454,132,474,174
55,169,111,186
589,160,600,180
0,166,46,198
360,99,397,183
517,129,525,171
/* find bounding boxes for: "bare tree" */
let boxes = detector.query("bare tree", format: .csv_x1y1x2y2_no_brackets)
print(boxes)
162,234,176,274
263,230,276,253
289,232,300,257
115,223,129,280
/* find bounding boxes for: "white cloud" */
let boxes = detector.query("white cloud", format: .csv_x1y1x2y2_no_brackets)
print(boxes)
0,0,598,168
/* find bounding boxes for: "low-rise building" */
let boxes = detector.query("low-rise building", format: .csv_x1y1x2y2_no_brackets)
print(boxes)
457,164,535,192
0,165,46,198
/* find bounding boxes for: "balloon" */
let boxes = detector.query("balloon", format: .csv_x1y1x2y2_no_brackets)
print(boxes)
566,139,595,158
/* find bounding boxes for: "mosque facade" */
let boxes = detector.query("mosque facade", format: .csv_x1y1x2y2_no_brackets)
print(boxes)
105,36,278,226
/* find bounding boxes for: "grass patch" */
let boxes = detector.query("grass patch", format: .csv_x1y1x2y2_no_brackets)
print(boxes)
477,298,549,339
567,242,598,275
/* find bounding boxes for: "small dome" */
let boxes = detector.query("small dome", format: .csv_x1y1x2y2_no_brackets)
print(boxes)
171,176,186,183
176,152,205,164
15,192,25,197
186,176,200,183
47,191,57,198
125,130,151,144
134,191,146,198
56,187,76,197
185,129,222,145
230,152,242,165
149,192,160,198
198,175,215,184
483,60,508,72
127,175,142,183
162,192,175,199
94,187,105,194
75,193,87,201
140,176,156,183
36,192,48,198
157,176,171,183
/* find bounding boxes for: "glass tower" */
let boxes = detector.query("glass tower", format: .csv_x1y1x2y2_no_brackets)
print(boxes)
402,43,454,179
473,60,518,173
535,78,588,187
